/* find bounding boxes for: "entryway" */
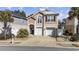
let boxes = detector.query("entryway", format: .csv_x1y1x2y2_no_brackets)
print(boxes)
29,25,34,35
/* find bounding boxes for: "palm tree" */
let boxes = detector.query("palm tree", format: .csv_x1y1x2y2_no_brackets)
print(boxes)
0,11,14,39
68,7,79,34
68,7,79,18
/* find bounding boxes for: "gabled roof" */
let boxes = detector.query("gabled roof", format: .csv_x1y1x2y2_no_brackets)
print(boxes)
41,10,59,15
26,10,59,20
12,14,27,20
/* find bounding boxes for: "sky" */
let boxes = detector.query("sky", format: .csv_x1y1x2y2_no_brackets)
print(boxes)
0,7,71,21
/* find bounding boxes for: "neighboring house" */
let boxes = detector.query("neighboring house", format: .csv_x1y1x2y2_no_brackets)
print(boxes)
0,15,27,36
26,9,59,36
65,16,78,35
58,21,65,36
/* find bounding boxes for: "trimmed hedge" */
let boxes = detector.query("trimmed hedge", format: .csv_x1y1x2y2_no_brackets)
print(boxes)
17,28,29,38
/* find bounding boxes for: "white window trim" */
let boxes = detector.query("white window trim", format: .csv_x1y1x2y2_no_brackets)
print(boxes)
47,15,54,22
37,16,42,23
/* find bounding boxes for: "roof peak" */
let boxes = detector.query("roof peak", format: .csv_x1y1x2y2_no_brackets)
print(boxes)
39,7,48,11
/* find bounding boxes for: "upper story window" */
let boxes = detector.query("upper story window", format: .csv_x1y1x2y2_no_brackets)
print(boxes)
46,15,55,22
37,16,42,23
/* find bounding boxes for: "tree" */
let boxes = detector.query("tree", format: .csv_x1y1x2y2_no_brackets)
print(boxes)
68,7,79,19
0,11,14,39
58,20,62,29
12,10,26,19
21,11,26,18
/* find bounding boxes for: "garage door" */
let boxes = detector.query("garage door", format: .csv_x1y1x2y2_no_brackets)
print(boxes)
46,28,58,36
36,28,42,35
46,29,54,36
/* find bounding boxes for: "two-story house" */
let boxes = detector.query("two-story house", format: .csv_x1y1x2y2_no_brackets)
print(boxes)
26,9,59,36
65,16,78,35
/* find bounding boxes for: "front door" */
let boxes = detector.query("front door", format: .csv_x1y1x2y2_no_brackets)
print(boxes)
30,25,34,35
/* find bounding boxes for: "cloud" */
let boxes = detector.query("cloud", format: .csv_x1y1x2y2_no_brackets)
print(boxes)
66,14,69,18
58,13,67,21
58,13,63,18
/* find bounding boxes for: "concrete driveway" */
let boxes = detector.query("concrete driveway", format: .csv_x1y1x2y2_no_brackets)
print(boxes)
0,36,79,49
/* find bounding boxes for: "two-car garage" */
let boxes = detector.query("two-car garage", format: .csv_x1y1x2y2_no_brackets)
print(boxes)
45,28,57,36
46,28,54,36
35,27,42,36
35,27,57,36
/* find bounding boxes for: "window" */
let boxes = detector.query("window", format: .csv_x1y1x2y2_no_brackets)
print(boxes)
46,15,55,22
37,16,42,23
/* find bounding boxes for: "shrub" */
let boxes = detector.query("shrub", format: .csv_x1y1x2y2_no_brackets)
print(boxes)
63,30,69,36
17,28,29,38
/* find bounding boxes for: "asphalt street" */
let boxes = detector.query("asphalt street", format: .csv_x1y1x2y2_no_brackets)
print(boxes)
0,46,79,51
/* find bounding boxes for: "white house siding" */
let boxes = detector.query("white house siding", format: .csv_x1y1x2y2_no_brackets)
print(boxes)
12,17,27,25
0,17,27,36
0,22,4,29
11,24,27,36
34,13,43,36
35,23,43,36
45,28,54,36
7,17,27,36
0,22,4,34
35,27,42,36
34,20,42,36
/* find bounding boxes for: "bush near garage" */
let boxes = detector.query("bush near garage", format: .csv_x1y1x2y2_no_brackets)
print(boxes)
17,28,29,38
